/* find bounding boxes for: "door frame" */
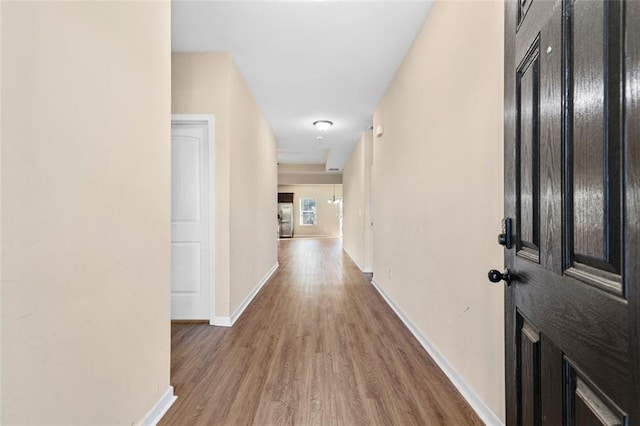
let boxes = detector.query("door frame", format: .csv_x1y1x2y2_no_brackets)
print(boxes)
171,114,216,324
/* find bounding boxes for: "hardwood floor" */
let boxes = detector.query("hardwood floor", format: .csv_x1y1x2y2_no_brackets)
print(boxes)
161,238,483,425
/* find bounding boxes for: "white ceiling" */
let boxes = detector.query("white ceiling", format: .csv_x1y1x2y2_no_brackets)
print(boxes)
172,1,433,171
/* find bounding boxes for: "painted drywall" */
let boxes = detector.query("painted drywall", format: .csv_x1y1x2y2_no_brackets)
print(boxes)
278,172,342,185
363,130,374,271
279,164,326,173
371,0,505,421
278,163,343,185
1,2,171,423
342,131,374,272
172,52,278,318
228,59,278,313
172,52,232,316
278,185,343,238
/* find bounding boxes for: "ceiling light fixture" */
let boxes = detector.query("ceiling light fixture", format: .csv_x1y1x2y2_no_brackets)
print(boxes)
328,184,342,204
313,120,333,131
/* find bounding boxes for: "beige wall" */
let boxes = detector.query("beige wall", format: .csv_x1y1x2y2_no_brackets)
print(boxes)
278,185,343,238
371,0,505,421
278,164,325,173
278,164,343,185
228,59,278,311
1,2,171,423
172,53,278,317
172,52,233,315
278,172,342,185
363,130,373,270
342,131,373,272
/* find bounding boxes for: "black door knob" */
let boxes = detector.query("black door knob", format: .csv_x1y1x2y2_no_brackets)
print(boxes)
488,269,514,285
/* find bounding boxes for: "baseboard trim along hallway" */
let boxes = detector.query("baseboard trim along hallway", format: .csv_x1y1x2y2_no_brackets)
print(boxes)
370,279,503,426
343,248,373,273
213,262,279,327
139,386,176,426
163,238,485,424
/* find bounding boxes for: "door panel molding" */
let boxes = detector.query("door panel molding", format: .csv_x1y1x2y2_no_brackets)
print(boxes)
564,0,624,288
170,114,215,324
564,357,627,425
516,38,541,263
517,312,541,425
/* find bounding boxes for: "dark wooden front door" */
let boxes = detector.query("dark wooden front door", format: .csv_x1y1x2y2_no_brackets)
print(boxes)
503,0,640,424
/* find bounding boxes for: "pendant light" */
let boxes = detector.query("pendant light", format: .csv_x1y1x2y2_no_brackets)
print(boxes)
328,184,341,204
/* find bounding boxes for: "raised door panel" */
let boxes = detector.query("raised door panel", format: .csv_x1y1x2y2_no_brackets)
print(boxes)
171,243,202,294
565,360,626,425
517,41,541,263
517,313,541,426
172,136,201,223
566,0,623,295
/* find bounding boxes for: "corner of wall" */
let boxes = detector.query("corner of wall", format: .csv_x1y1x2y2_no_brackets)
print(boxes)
342,134,365,268
226,53,278,316
218,54,232,317
363,129,374,271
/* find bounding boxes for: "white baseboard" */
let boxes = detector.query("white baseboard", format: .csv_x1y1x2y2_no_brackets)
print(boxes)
370,279,503,426
291,235,339,239
212,262,279,327
212,316,231,327
138,386,176,426
343,247,373,273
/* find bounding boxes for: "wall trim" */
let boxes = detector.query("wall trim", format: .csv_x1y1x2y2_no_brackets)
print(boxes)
212,262,279,327
138,386,176,426
291,235,339,239
212,316,232,327
370,279,503,426
343,247,373,273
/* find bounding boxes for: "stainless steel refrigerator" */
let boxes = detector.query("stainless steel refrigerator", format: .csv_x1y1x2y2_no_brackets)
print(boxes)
278,202,293,238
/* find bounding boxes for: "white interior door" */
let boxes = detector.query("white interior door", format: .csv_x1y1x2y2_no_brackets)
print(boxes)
171,120,211,320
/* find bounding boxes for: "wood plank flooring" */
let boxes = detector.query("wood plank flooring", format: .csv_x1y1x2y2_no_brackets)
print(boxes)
161,238,483,425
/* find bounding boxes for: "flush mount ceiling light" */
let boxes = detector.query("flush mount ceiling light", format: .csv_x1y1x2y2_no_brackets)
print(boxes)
313,120,333,132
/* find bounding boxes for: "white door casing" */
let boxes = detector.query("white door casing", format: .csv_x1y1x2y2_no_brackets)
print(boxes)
170,116,214,322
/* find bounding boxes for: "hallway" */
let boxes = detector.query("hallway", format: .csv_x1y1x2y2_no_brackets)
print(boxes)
161,238,482,425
